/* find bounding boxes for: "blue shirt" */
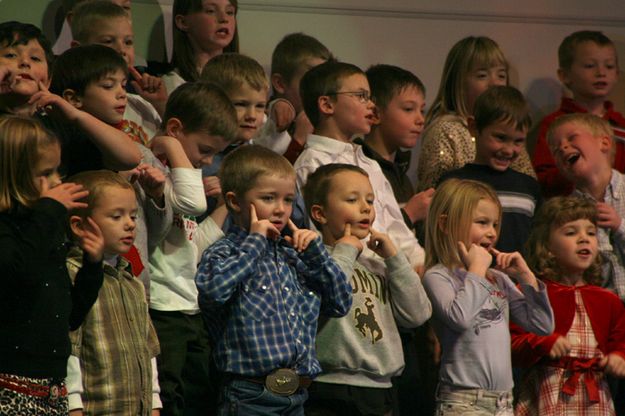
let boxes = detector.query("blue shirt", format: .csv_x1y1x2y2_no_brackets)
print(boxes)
195,225,352,377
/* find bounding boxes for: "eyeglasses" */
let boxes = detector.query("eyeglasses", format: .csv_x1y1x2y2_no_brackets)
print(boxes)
326,90,372,104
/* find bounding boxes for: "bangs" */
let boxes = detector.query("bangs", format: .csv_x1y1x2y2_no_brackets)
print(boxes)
550,202,597,229
470,44,508,70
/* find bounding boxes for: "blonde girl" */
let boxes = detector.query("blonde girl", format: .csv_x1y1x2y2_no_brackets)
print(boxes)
422,178,554,416
0,116,104,416
416,36,535,190
164,0,239,93
512,196,625,415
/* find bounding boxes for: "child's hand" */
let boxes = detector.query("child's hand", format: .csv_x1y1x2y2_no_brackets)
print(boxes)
249,204,280,240
600,352,625,377
136,163,166,202
0,66,12,94
292,111,314,145
28,81,81,121
490,248,538,289
129,67,167,115
596,202,622,232
404,188,434,223
203,176,222,198
75,217,104,263
548,335,572,359
40,179,89,211
367,228,397,259
270,99,296,132
335,223,363,254
284,219,318,252
458,241,491,277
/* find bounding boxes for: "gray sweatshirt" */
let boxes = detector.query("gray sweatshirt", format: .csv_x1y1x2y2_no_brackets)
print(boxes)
314,243,432,388
423,264,554,391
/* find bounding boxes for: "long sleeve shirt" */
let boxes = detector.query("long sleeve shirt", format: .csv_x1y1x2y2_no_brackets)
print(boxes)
195,225,352,377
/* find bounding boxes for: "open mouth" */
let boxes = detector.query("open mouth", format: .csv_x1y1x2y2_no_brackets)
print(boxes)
566,152,581,166
479,242,492,249
17,73,34,81
216,28,230,36
577,248,592,256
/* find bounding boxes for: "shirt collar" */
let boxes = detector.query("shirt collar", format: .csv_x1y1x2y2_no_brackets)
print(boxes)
306,134,357,154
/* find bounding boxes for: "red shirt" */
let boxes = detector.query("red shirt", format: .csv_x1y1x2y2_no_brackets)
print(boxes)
532,98,625,198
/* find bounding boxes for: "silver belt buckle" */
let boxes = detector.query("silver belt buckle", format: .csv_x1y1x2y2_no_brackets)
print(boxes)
265,368,299,396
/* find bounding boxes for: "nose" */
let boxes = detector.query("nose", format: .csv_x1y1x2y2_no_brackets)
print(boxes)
217,9,229,22
245,105,257,120
274,200,286,214
17,53,30,68
125,216,136,231
200,154,214,167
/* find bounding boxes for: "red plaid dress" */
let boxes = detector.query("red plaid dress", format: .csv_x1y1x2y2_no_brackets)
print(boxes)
516,291,615,415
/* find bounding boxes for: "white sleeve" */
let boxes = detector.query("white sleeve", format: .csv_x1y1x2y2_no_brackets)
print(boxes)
151,357,162,409
165,167,207,216
194,216,225,263
66,355,84,411
254,111,292,155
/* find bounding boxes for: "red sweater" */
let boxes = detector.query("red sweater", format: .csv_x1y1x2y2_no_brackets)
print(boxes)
511,279,625,368
532,98,625,198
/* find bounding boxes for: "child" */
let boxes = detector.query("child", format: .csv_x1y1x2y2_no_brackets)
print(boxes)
70,0,166,139
295,60,425,273
440,86,542,254
0,116,103,415
422,178,554,415
195,145,353,415
547,113,625,301
512,196,625,415
48,44,142,176
148,81,238,416
255,32,333,163
417,36,535,191
65,170,161,416
302,163,431,416
360,63,432,231
165,0,239,94
533,30,625,198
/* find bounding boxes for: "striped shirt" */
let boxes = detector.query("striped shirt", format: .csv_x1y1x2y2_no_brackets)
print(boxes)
67,250,160,415
196,226,352,377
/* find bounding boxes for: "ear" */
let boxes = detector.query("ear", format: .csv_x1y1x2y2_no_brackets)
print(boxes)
174,14,188,32
271,73,287,95
225,191,241,213
70,39,81,49
63,89,82,108
165,117,184,138
467,116,478,137
599,134,613,153
437,214,448,234
557,68,570,87
310,204,327,225
318,95,334,116
69,215,85,237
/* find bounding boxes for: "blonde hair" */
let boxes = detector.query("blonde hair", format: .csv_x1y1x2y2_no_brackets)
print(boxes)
426,36,508,124
525,196,602,285
425,178,501,270
70,0,129,43
67,170,134,218
200,53,268,96
0,116,59,212
546,113,613,149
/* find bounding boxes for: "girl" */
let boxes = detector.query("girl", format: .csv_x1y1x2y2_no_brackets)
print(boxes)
416,36,535,191
512,196,625,415
164,0,239,94
422,178,554,416
0,116,104,415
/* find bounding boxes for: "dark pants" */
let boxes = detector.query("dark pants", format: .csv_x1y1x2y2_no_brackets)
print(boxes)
305,382,393,416
150,309,216,416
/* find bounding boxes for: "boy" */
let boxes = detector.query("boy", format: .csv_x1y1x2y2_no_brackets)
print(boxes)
548,112,625,414
360,64,432,231
148,81,238,416
70,0,166,140
294,60,425,273
66,170,161,416
302,163,431,416
440,86,542,254
533,30,625,198
548,113,625,301
255,32,333,163
195,145,352,415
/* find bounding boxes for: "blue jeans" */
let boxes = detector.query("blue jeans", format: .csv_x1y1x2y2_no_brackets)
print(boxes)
218,378,308,416
435,384,513,416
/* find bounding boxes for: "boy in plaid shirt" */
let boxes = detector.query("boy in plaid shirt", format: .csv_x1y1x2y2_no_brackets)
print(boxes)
195,145,352,415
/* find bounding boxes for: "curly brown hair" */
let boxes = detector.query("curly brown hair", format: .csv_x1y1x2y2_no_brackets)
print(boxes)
525,196,602,285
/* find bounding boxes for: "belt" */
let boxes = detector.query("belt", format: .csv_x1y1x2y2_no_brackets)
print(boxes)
226,369,312,396
0,374,67,404
547,356,602,403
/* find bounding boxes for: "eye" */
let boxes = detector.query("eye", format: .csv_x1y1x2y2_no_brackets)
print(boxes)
261,195,274,202
255,103,266,110
125,39,134,46
130,215,137,221
2,52,16,59
366,198,374,205
285,197,294,205
203,7,216,14
31,55,42,62
233,101,247,108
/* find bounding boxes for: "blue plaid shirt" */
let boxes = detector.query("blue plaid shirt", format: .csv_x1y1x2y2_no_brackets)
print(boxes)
195,225,352,377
